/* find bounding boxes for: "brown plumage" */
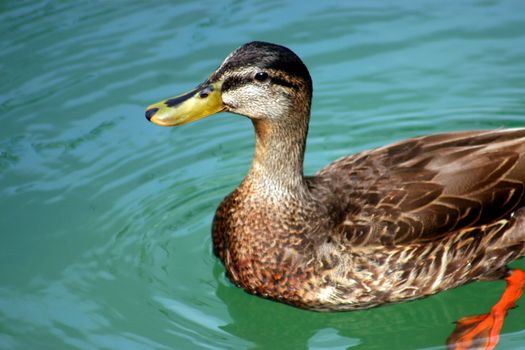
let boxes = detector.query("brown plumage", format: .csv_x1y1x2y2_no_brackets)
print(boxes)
146,41,525,311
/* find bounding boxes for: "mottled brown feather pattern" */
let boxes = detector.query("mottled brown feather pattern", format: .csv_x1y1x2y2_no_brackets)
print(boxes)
188,42,525,311
212,129,525,311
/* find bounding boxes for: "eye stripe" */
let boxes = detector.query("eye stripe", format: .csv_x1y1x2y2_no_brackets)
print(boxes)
270,77,298,89
222,76,253,92
221,75,299,92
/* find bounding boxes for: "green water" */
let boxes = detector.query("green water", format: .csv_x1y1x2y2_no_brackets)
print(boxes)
1,1,525,349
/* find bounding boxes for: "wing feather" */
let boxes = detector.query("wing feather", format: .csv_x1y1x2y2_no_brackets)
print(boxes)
317,129,525,245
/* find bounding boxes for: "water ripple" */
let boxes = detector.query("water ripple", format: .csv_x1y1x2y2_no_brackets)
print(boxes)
1,1,525,350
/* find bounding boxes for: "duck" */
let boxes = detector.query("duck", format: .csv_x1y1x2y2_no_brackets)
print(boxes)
145,42,525,316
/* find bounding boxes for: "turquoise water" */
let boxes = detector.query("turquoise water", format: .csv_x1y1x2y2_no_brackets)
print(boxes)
1,1,525,349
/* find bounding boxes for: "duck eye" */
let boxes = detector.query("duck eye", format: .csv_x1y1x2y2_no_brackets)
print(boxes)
254,71,269,82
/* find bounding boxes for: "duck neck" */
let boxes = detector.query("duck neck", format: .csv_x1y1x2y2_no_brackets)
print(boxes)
246,112,310,197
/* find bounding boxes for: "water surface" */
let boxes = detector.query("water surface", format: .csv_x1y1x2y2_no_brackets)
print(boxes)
1,1,525,349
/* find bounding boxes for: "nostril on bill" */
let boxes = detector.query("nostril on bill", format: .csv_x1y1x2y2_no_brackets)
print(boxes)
199,85,214,98
145,108,159,121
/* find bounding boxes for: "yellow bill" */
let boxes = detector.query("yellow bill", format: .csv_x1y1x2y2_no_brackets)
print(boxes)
145,81,224,126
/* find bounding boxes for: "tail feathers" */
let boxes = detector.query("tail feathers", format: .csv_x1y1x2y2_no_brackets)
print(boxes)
508,208,525,247
482,207,525,262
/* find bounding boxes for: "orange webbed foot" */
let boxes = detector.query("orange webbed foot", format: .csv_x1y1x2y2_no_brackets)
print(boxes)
447,269,525,350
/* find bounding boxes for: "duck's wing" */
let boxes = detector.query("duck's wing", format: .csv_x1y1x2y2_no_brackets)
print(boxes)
316,129,525,246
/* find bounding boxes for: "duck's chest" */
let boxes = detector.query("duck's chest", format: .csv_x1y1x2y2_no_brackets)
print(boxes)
211,191,325,305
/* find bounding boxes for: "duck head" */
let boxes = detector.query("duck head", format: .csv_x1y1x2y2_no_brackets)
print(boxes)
145,41,312,126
